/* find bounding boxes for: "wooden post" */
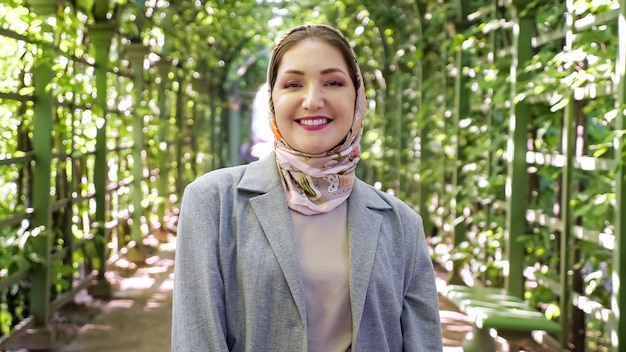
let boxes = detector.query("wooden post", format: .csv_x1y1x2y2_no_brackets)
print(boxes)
155,57,173,227
504,0,532,299
448,0,474,285
22,0,57,349
174,67,186,194
88,20,115,299
125,42,150,262
228,95,242,166
557,0,576,348
612,1,626,351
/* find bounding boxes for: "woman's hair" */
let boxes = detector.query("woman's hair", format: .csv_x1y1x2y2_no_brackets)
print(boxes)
267,24,360,92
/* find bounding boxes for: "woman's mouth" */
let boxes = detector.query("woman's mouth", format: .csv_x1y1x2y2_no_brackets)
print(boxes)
299,118,330,126
296,117,330,131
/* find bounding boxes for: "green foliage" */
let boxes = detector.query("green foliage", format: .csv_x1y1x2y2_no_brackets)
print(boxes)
0,227,32,277
0,0,623,349
0,226,41,335
421,3,621,350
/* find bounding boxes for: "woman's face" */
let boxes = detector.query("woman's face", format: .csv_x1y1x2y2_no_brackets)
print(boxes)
271,39,356,154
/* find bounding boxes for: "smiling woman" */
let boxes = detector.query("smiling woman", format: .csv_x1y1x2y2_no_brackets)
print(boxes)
171,24,443,352
265,25,366,216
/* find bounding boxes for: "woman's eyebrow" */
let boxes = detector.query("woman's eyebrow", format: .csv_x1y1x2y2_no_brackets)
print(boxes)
321,68,348,76
282,68,348,76
283,69,305,75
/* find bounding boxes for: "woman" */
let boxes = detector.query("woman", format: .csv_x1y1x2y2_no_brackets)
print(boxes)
172,24,443,351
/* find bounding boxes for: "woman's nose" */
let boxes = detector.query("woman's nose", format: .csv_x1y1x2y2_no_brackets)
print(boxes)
302,86,324,110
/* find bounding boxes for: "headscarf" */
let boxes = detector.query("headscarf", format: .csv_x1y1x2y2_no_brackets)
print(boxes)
267,24,367,215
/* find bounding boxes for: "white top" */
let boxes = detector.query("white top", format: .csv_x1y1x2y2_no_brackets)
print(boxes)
290,201,352,352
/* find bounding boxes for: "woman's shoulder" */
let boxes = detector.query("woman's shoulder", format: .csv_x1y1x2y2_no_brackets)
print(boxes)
184,154,279,196
184,164,249,195
355,179,423,221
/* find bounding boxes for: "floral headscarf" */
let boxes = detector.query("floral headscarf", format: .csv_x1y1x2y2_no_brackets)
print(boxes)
267,24,367,215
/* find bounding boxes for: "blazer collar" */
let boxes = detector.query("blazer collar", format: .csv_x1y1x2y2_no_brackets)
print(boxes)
239,153,393,338
238,152,282,194
240,153,309,323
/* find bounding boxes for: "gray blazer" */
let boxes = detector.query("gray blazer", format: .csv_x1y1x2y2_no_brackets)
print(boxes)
171,153,442,351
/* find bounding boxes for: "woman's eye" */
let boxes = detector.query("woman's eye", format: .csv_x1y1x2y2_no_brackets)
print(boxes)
283,82,300,88
327,80,344,86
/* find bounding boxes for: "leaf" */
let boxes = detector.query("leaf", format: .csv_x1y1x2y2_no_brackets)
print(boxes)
544,302,560,320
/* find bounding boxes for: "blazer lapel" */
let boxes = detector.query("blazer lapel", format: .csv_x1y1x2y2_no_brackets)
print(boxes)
239,154,307,324
347,180,392,340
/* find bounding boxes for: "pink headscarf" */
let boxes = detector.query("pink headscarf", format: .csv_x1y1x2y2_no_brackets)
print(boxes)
267,24,367,215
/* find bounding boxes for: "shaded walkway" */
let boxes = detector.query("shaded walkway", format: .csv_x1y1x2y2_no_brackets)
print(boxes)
47,238,550,352
54,239,175,352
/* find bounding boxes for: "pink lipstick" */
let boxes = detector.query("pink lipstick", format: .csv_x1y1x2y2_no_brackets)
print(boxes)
297,116,330,131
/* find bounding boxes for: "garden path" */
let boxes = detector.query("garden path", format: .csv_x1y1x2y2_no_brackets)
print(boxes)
47,237,552,352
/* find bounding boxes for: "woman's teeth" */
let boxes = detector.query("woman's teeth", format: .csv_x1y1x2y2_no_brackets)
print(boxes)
300,119,329,126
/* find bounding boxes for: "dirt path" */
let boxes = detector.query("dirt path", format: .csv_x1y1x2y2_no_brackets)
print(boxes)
54,240,175,352
52,241,471,352
49,241,481,352
48,238,554,352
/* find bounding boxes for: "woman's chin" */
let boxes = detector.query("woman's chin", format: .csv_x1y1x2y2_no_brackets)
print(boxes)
293,143,333,155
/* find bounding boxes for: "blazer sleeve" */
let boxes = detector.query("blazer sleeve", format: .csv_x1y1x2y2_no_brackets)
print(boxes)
401,214,443,352
171,179,229,351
